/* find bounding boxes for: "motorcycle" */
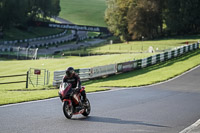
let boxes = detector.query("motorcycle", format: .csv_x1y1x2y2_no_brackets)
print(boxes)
58,82,91,119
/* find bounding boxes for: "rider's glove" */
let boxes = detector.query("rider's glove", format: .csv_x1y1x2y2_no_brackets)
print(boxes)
75,87,80,92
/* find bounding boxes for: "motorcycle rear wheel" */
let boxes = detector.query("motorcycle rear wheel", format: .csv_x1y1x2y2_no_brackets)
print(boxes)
63,101,73,119
82,99,91,117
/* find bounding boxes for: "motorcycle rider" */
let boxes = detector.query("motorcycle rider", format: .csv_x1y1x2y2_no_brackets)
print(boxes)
63,67,87,103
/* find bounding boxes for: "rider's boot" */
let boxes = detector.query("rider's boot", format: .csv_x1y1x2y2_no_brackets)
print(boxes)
80,89,87,106
82,97,87,106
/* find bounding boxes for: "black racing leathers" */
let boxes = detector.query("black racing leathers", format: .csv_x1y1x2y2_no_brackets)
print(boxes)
63,73,81,88
63,73,86,101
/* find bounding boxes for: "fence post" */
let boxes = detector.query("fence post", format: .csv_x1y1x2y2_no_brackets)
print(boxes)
26,71,29,88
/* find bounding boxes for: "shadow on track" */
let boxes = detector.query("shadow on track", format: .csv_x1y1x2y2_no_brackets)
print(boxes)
73,116,170,128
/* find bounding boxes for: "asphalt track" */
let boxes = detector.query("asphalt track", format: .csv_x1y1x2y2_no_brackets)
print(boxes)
0,66,200,133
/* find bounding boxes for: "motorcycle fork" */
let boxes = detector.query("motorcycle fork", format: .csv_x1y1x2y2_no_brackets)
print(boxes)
63,99,72,107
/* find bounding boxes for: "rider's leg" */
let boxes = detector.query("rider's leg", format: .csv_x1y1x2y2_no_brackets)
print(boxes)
81,90,86,101
78,81,86,102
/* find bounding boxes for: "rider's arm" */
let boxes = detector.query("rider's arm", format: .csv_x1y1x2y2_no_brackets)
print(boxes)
75,74,81,89
63,75,67,82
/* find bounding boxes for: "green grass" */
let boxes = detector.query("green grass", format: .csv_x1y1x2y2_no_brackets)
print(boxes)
0,49,200,105
0,90,58,105
0,34,200,105
63,35,200,55
84,50,200,88
59,0,107,26
0,53,155,90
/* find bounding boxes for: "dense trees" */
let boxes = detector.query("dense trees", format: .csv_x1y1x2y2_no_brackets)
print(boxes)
105,0,200,41
165,0,200,35
0,0,60,31
127,0,163,40
105,0,132,41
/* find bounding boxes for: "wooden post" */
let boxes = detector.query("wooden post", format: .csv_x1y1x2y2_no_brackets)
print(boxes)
26,71,29,88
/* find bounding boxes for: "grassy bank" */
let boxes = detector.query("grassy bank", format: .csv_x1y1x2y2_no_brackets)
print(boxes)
0,49,200,105
84,50,200,88
59,0,107,26
0,53,155,90
63,35,200,55
0,35,200,105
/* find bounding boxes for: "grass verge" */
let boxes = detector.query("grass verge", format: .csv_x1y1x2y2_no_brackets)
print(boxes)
63,35,200,55
84,49,200,88
0,49,200,105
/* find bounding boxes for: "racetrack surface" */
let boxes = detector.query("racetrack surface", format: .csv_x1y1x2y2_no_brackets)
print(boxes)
0,66,200,133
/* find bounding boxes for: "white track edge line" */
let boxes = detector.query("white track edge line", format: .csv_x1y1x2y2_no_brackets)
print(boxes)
1,65,200,108
179,119,200,133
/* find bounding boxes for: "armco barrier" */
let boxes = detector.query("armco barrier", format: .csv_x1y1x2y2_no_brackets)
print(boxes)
117,61,135,72
53,42,199,86
53,65,117,86
53,68,91,86
91,64,116,78
0,30,67,45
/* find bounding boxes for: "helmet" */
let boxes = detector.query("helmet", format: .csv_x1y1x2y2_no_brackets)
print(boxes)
66,67,74,77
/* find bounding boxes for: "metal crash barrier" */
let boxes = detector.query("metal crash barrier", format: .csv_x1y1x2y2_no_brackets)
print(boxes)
53,42,199,86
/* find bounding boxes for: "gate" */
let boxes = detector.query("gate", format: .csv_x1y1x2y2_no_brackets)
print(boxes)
28,68,50,87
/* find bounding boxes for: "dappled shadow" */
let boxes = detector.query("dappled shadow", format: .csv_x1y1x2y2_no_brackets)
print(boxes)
74,116,169,128
83,49,200,86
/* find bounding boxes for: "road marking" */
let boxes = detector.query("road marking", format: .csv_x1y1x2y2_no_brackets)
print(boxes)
0,97,59,108
179,119,200,133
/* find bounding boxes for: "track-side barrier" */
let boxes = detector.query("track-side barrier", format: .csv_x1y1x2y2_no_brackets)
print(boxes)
53,43,199,86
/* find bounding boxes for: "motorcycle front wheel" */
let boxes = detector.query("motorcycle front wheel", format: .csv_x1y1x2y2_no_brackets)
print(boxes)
82,98,91,117
63,101,73,119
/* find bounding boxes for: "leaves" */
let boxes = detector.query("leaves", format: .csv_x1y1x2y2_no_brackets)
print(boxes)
0,0,61,30
105,0,132,41
105,0,200,40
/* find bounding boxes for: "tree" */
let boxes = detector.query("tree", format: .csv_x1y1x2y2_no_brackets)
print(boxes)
105,0,163,40
36,0,61,21
165,0,200,35
105,0,132,41
127,0,163,40
0,0,61,30
164,0,183,34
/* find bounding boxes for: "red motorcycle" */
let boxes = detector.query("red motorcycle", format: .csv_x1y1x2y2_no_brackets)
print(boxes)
58,82,91,119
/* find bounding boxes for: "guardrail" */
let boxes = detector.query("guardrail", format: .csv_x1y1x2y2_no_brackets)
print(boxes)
0,30,67,45
53,42,199,86
0,32,88,53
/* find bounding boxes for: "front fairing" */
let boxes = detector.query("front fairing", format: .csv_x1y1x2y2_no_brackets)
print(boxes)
59,83,72,98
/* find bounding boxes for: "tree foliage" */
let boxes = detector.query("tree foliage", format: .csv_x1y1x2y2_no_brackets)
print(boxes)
127,0,163,40
105,0,132,41
0,0,60,30
105,0,200,40
165,0,200,35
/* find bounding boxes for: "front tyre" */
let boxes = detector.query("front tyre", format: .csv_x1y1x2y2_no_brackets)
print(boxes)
63,101,73,119
82,99,91,117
